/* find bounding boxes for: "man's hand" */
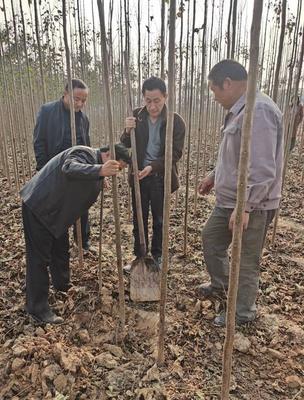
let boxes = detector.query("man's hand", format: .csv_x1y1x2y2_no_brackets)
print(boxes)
229,209,250,231
99,160,121,177
125,117,136,134
138,165,152,180
198,176,214,195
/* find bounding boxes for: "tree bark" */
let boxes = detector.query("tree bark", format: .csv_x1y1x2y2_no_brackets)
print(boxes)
157,0,176,366
97,0,125,341
221,1,263,398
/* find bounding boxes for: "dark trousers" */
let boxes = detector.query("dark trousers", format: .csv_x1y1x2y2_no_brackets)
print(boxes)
22,203,70,316
202,207,275,321
132,175,164,258
73,211,90,247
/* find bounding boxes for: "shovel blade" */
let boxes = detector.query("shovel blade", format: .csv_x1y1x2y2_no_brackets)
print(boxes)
130,258,161,302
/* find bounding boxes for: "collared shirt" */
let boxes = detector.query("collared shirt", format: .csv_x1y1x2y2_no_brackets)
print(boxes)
62,105,87,150
143,116,162,167
214,91,284,211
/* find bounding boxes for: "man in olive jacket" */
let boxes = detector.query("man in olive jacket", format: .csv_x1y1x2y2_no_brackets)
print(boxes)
20,144,130,324
33,78,91,249
121,76,185,267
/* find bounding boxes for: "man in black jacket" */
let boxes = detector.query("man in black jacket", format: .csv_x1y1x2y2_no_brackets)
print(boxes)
121,77,185,268
33,78,91,249
21,144,130,324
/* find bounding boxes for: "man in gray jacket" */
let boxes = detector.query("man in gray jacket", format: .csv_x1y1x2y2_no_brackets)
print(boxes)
21,144,130,324
197,60,283,326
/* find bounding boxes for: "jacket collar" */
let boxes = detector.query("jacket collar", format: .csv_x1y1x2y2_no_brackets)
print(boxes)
137,104,168,124
230,90,261,116
230,93,246,116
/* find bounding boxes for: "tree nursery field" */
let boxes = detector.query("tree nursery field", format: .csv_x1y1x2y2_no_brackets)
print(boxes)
0,0,304,399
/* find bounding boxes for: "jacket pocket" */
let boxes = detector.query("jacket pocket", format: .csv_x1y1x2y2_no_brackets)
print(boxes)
222,123,239,136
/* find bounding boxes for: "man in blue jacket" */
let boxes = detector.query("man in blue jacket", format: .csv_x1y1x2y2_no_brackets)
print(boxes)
33,78,91,250
21,144,130,324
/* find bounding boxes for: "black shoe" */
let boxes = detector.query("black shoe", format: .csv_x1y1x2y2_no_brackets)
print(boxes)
152,255,162,269
213,312,255,327
196,283,226,299
29,309,64,325
82,240,91,251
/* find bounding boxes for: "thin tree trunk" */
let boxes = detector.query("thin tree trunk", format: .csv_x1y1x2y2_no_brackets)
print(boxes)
11,0,32,179
98,182,105,294
137,0,142,104
0,37,19,191
33,0,46,102
160,0,166,79
194,0,208,213
221,1,263,399
183,0,196,255
272,0,287,102
62,0,84,268
231,0,238,59
226,0,233,58
157,0,176,366
19,0,36,127
97,0,125,341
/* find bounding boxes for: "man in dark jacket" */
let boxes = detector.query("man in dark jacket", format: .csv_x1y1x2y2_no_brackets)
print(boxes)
33,78,91,249
121,76,185,267
20,144,130,324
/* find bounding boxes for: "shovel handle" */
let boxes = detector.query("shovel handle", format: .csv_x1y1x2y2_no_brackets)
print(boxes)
124,51,146,256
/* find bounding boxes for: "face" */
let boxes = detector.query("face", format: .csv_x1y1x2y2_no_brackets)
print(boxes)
64,88,88,112
143,89,167,119
209,79,233,110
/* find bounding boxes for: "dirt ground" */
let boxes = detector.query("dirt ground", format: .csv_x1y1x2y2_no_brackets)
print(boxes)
0,154,303,400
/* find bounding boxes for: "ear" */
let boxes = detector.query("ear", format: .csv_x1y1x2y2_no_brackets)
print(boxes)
63,89,69,98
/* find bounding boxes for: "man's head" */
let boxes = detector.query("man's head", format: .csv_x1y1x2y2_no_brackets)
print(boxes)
208,60,248,110
142,76,167,119
100,143,131,169
63,78,89,112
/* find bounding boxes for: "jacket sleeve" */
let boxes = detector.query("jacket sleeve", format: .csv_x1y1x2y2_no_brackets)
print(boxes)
61,149,102,180
33,107,48,171
120,129,131,148
150,114,186,173
84,116,91,147
245,105,283,211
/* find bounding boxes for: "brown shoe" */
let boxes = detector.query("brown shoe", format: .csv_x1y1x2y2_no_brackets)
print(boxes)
196,284,226,299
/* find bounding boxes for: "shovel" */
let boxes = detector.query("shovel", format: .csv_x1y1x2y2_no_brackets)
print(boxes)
124,53,160,302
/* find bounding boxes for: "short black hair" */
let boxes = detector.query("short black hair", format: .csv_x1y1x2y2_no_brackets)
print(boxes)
100,143,131,164
65,78,88,92
208,60,248,88
142,76,167,95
